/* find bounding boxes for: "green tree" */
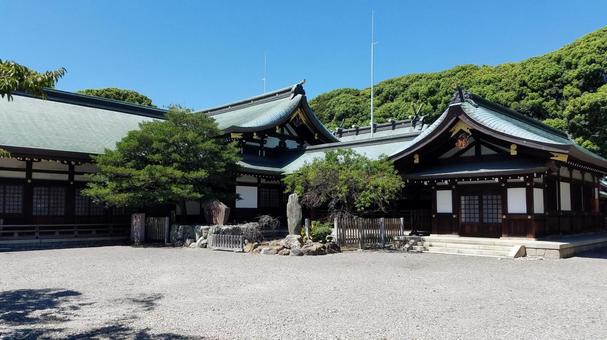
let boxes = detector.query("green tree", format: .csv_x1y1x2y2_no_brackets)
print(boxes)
78,87,155,107
310,26,607,156
564,84,607,154
82,107,240,214
283,149,404,217
0,60,66,100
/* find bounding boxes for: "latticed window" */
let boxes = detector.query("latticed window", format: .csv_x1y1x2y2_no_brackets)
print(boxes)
259,187,281,208
0,184,23,214
460,195,479,223
33,187,49,216
75,189,89,216
75,188,105,216
482,194,502,223
49,187,65,216
33,186,65,216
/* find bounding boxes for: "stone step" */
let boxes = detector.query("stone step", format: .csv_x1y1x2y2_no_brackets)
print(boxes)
424,241,512,251
425,246,511,258
423,236,530,247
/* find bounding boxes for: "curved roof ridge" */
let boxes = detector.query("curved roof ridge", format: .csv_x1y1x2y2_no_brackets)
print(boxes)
464,91,569,139
198,80,305,115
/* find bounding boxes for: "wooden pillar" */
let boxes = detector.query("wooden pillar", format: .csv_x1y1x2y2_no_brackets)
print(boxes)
24,159,33,224
452,182,459,235
525,175,535,238
66,163,75,224
556,166,561,234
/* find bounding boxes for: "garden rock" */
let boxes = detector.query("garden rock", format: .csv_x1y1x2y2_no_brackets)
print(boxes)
325,241,341,254
281,235,303,249
301,242,327,256
289,248,304,256
260,247,277,255
193,225,210,241
202,199,230,225
170,225,196,245
286,193,302,235
195,238,208,248
244,242,259,253
278,248,290,256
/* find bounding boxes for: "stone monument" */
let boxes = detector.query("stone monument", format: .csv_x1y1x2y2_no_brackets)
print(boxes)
286,193,303,235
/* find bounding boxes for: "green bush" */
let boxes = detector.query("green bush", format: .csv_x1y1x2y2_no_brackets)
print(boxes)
310,221,333,243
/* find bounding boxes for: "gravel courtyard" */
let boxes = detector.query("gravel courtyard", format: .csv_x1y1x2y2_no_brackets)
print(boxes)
1,246,606,339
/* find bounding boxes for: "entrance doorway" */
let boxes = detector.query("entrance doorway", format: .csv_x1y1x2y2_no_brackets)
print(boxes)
459,192,502,238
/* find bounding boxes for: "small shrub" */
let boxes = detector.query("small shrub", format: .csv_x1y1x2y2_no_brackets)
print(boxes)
258,215,280,231
209,222,262,243
310,221,333,243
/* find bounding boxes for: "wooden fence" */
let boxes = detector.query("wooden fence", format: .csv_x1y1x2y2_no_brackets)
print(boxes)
0,224,129,241
207,234,244,252
335,217,404,248
145,217,170,243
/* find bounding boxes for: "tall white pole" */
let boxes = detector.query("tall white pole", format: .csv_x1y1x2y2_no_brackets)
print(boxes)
262,53,267,94
370,10,375,136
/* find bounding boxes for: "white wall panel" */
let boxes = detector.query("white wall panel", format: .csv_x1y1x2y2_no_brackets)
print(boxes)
436,190,453,213
507,188,527,214
236,185,258,208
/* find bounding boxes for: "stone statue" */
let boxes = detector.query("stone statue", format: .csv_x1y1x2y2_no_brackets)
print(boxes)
286,193,303,235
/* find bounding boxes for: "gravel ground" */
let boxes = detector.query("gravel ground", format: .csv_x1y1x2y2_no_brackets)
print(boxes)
1,246,607,339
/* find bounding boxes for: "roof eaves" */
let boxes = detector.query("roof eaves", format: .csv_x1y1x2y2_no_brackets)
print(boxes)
13,89,168,119
199,81,305,116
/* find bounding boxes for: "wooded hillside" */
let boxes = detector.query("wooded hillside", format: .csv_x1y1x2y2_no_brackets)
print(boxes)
310,27,607,156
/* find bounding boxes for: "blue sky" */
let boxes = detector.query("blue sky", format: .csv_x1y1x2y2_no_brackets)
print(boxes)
1,1,606,109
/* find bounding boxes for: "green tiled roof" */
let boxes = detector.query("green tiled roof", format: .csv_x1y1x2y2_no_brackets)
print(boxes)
199,82,338,143
460,101,571,145
393,90,607,171
282,136,418,174
210,94,302,131
0,94,157,155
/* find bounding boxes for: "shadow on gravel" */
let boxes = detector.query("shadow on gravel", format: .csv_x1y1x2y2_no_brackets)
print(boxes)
0,290,195,339
572,247,607,259
0,288,86,325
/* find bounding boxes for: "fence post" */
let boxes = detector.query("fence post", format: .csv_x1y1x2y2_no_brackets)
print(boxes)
163,217,170,245
358,217,363,249
304,218,310,239
380,217,385,248
333,217,338,243
400,217,404,235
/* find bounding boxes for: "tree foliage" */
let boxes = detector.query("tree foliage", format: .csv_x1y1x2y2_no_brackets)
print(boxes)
0,60,66,100
283,149,404,217
310,27,607,156
78,87,155,107
82,107,240,210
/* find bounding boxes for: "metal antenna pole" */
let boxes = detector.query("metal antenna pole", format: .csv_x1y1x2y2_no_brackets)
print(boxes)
262,53,267,94
370,10,376,136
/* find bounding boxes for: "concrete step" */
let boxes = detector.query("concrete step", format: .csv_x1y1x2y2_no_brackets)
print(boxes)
425,246,510,258
423,236,529,247
424,241,512,251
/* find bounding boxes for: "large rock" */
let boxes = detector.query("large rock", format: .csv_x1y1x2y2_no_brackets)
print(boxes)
286,193,303,235
170,225,195,245
202,200,230,225
289,248,304,256
260,247,277,255
193,225,210,241
301,242,327,256
326,241,341,254
244,242,259,253
195,237,208,248
281,235,303,249
277,248,290,256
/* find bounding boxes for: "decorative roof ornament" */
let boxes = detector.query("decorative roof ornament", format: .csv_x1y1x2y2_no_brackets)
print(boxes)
449,87,477,107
